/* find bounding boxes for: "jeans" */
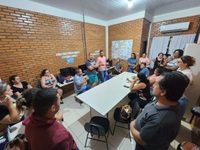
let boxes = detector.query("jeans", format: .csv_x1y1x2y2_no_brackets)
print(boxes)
99,70,107,83
77,85,92,95
178,96,189,117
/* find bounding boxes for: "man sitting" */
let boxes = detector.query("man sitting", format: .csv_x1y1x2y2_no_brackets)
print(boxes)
23,88,78,150
74,68,91,95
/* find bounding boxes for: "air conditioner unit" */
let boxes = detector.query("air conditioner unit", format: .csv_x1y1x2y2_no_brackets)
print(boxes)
160,22,190,33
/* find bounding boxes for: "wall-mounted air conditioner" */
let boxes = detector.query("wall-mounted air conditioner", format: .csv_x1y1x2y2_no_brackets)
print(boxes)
160,22,190,33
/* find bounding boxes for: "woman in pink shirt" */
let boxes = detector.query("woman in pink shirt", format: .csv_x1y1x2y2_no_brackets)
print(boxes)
97,50,108,83
139,52,150,67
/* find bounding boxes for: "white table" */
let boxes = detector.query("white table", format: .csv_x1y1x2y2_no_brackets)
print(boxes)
76,72,136,116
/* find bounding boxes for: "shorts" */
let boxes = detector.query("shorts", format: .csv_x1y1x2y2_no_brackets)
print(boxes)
88,74,98,83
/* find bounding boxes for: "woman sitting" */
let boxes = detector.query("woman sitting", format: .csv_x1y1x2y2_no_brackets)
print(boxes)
127,73,152,108
9,75,32,99
148,67,165,86
40,69,63,104
17,88,63,121
113,58,123,75
0,82,20,149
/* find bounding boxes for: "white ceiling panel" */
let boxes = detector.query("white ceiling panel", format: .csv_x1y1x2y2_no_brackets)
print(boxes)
30,0,200,21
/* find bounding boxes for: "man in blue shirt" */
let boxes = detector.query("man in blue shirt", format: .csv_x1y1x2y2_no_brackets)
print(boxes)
134,62,149,77
74,68,91,95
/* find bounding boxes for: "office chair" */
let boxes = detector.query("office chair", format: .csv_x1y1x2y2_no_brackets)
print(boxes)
84,116,110,150
113,102,140,141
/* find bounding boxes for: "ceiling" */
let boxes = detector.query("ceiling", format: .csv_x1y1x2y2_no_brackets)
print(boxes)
30,0,200,21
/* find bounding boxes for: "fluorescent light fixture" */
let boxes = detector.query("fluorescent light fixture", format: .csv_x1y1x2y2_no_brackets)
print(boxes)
128,0,133,8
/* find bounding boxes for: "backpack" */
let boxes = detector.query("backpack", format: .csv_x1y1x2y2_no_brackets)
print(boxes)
57,75,65,84
4,134,29,150
120,105,132,120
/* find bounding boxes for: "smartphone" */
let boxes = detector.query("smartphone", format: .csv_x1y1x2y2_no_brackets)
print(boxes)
123,85,129,88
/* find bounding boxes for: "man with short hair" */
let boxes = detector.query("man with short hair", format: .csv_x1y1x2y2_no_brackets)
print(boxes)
130,71,189,150
86,52,99,87
97,50,108,83
23,88,77,150
74,68,91,95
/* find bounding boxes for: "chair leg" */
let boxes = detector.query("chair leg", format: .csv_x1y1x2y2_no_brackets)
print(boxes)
190,114,194,123
127,123,131,142
104,135,109,150
84,132,89,147
112,121,117,135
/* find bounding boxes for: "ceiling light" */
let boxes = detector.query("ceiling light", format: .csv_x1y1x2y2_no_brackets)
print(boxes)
127,0,133,8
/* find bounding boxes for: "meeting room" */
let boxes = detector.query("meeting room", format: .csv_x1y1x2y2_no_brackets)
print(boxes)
0,0,200,150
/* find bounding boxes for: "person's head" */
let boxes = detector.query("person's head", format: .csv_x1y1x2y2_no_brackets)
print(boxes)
140,62,146,69
116,58,120,63
0,82,13,101
153,71,189,102
177,55,196,68
163,54,171,59
137,73,148,83
41,69,50,77
9,75,20,86
154,67,164,76
173,49,184,58
19,88,41,108
33,88,60,117
158,53,163,59
88,52,94,60
99,50,104,57
131,53,136,59
141,52,147,58
76,68,82,76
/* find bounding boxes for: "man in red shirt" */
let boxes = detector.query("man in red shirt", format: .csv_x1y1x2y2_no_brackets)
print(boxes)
23,88,78,150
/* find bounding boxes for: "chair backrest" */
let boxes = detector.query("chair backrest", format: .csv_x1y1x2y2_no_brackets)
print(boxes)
84,123,106,137
113,107,131,123
37,80,42,89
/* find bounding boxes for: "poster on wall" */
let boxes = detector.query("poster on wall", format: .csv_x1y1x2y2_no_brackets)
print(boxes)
67,57,74,64
112,40,133,60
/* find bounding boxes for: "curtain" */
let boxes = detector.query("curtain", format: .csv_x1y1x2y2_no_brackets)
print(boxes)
168,34,196,55
149,36,170,69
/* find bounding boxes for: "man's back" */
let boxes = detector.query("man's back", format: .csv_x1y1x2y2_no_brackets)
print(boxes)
23,113,77,150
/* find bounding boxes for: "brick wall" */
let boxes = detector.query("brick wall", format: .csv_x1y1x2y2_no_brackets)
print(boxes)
0,5,105,87
148,15,200,53
109,18,149,71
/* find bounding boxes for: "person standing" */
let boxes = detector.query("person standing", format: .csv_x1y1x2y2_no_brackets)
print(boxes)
128,53,138,72
130,71,189,150
97,50,108,83
23,88,78,150
86,52,99,87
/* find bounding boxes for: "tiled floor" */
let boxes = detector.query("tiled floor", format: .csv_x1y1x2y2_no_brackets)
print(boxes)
60,93,193,150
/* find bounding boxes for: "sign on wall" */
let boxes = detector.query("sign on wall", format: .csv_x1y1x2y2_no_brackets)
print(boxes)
112,40,133,60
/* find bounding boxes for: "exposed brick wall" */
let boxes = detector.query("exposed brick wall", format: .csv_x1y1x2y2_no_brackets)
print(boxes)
148,15,200,53
108,18,149,71
0,5,105,87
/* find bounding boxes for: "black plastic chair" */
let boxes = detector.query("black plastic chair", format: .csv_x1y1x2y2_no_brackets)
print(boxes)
190,106,200,123
84,116,110,150
113,102,140,140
